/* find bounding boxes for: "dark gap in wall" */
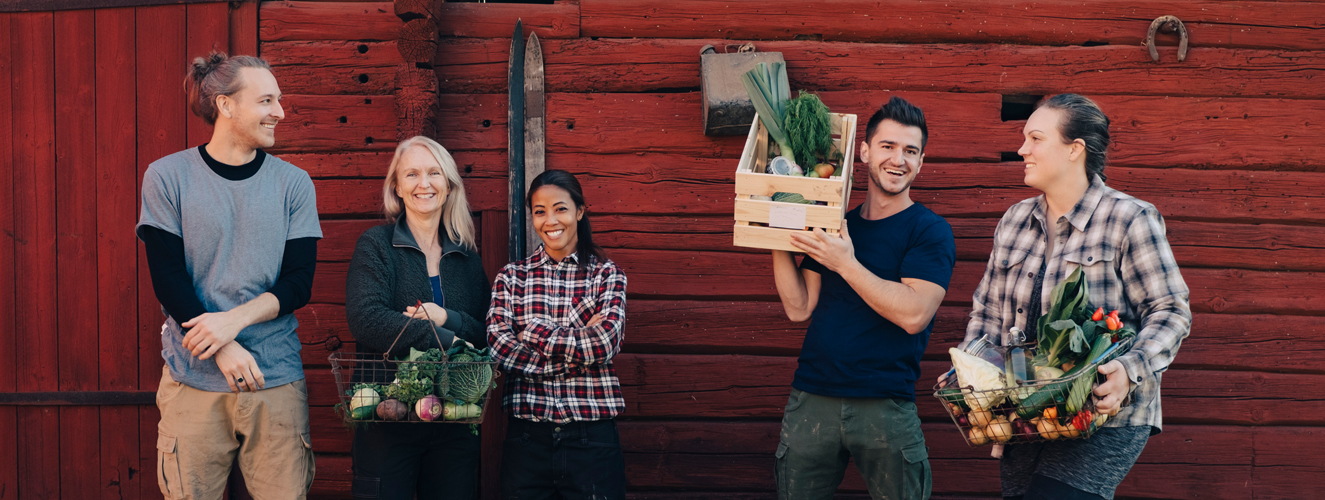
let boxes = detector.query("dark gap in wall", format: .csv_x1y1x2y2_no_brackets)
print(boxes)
1001,94,1042,122
1081,41,1108,47
1001,152,1022,162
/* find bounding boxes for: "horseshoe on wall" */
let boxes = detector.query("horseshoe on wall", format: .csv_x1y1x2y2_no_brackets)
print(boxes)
1146,15,1189,63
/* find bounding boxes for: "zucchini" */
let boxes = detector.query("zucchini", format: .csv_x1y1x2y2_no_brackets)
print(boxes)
938,386,970,412
1015,350,1095,419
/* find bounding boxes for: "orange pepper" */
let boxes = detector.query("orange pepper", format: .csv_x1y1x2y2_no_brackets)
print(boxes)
1092,307,1104,321
1043,407,1058,420
1106,316,1121,331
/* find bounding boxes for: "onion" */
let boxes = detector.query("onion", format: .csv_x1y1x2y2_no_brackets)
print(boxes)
968,409,993,428
987,417,1013,443
968,426,990,445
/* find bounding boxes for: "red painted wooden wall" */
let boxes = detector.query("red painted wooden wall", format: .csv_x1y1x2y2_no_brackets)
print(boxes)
263,1,1325,498
1,2,256,498
5,0,1325,498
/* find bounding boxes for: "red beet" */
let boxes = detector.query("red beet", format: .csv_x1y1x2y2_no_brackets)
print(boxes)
376,398,408,421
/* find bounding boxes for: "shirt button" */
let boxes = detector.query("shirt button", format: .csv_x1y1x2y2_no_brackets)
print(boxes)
1028,272,1034,278
1002,260,1009,266
1088,256,1094,262
554,427,561,432
1017,308,1023,314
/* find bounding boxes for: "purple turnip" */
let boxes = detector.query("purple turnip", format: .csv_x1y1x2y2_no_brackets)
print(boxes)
414,394,443,421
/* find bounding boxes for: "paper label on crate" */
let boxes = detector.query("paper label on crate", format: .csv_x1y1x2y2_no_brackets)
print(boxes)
768,204,808,230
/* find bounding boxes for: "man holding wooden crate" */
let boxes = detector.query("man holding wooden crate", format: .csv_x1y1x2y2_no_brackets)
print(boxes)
771,96,955,500
137,53,321,498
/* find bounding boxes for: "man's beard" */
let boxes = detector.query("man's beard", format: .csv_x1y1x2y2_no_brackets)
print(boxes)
869,164,915,196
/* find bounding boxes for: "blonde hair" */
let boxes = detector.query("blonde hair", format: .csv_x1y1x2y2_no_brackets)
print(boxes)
184,52,272,126
382,137,477,251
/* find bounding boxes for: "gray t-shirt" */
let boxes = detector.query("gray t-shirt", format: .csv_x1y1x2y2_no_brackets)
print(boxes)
136,148,322,392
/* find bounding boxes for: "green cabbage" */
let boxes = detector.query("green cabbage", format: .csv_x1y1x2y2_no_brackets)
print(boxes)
445,345,494,404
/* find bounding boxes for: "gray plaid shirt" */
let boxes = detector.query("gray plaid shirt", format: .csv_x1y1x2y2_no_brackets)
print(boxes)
966,175,1191,434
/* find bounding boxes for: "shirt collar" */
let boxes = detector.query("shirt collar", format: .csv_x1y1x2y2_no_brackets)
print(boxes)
1032,174,1108,232
391,214,469,257
532,245,581,267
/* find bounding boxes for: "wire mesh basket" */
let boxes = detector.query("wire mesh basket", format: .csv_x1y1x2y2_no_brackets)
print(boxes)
329,301,499,425
933,336,1134,447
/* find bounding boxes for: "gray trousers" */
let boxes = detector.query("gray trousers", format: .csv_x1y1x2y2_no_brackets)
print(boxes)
775,388,932,500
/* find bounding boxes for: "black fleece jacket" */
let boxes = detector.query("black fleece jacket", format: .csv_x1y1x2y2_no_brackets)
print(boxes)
345,216,490,359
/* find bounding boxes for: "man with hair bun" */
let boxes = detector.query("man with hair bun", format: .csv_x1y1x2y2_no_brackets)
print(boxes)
137,52,321,498
771,96,955,499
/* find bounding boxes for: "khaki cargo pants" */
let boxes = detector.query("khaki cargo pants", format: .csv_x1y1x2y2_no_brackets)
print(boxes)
775,388,932,500
156,366,315,500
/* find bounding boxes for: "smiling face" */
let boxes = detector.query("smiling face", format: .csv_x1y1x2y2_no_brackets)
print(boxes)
530,185,584,262
858,119,925,197
1019,106,1085,192
217,67,284,150
393,145,450,219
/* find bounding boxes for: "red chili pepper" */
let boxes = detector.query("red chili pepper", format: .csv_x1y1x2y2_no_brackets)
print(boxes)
1106,316,1121,331
1072,410,1092,431
1092,307,1104,321
1109,310,1120,321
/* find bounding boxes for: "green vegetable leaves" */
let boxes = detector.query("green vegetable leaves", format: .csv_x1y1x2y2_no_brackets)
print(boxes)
741,62,792,156
783,93,833,171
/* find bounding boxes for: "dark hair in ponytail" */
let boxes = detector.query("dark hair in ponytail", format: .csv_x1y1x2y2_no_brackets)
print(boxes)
1040,93,1111,182
526,170,606,268
184,51,272,125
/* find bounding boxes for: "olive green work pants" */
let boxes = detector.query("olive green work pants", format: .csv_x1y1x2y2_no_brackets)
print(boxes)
775,388,932,500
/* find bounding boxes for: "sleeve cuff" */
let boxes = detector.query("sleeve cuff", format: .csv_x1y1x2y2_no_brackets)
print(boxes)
1116,352,1147,385
442,307,464,333
427,326,457,350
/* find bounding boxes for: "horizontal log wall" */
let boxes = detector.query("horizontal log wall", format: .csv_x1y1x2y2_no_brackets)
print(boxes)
260,0,1325,498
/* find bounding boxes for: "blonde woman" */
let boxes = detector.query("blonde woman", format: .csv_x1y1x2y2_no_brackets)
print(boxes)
344,136,489,499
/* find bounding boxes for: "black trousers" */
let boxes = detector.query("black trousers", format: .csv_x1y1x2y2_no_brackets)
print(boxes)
500,416,626,500
351,422,481,500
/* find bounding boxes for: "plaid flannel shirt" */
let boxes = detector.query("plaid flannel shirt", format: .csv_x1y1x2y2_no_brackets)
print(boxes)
966,175,1191,434
486,249,627,423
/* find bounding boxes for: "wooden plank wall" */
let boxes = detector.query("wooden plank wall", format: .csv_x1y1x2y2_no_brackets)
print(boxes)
266,1,1325,498
1,3,252,498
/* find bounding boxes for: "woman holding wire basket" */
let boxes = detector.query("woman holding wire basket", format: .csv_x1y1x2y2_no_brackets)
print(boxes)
956,94,1192,500
344,136,491,499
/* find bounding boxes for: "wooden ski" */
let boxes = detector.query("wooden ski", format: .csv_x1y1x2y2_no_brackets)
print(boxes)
523,32,545,257
507,20,526,263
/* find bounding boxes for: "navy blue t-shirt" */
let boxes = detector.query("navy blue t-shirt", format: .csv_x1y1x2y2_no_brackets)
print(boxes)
795,203,956,401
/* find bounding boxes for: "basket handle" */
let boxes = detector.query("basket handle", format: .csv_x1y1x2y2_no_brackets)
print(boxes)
382,300,448,362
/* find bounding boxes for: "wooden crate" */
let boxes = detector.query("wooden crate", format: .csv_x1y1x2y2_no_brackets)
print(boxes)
733,112,858,252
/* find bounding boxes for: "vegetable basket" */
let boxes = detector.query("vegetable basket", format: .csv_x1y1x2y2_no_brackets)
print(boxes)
329,303,499,425
732,111,858,252
933,336,1134,447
